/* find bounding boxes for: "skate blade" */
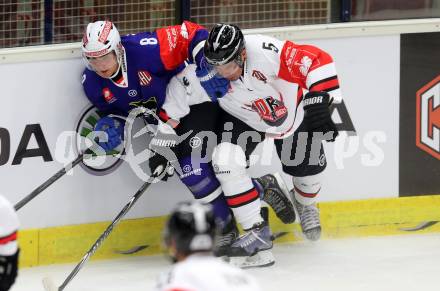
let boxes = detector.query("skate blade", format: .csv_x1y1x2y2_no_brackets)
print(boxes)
229,249,275,269
304,227,322,241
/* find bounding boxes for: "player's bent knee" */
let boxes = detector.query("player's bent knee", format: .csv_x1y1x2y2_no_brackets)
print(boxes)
212,142,247,182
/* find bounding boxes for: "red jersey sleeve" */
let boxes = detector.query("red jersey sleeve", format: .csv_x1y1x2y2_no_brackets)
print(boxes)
278,40,341,97
156,21,208,70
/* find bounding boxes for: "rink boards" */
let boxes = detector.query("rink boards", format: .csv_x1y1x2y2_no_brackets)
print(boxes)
18,194,440,267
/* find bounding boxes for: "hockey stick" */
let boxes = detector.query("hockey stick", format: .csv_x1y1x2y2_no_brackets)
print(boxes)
42,173,159,291
113,244,149,255
14,152,85,211
14,115,133,212
15,111,150,209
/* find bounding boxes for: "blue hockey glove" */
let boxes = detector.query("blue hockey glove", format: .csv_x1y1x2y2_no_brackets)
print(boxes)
196,58,230,101
94,116,124,152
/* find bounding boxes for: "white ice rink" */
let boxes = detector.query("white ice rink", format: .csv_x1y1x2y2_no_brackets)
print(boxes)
11,233,440,291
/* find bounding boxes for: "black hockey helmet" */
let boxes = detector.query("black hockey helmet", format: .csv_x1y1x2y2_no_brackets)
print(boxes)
164,201,218,256
204,23,245,66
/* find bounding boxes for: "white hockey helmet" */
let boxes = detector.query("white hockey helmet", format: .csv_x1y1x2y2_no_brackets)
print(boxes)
82,21,124,75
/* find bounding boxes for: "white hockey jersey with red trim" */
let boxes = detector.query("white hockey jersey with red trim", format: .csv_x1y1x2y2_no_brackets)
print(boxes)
155,254,262,291
0,195,19,256
218,34,342,138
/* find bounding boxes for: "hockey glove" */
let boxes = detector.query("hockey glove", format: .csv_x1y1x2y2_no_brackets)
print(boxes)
0,249,19,291
303,91,339,142
94,116,124,152
148,128,180,181
148,152,175,181
196,58,230,101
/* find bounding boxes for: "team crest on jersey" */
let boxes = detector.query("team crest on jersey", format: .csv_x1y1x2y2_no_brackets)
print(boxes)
251,95,288,126
102,88,116,103
252,70,267,83
138,70,152,86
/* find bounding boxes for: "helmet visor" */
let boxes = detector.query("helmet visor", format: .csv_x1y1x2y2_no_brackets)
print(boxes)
86,52,117,70
213,61,241,79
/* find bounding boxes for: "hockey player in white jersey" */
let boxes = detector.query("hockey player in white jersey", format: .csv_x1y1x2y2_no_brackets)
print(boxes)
0,195,20,291
155,201,262,291
162,62,296,267
198,24,341,260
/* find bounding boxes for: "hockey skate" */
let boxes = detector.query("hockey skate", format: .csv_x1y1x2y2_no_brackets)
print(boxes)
214,217,239,257
291,191,321,241
227,208,275,268
255,173,296,224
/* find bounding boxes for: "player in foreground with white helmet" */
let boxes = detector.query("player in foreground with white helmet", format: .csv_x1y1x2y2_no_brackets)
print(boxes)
196,23,342,263
80,20,295,265
155,201,262,291
0,195,20,291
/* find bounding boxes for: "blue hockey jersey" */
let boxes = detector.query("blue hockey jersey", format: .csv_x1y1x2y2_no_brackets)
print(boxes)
82,21,208,117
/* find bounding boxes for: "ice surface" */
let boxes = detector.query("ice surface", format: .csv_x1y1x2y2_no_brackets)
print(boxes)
12,233,440,291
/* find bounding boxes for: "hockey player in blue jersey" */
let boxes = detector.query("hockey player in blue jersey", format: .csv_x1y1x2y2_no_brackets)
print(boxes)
81,21,295,267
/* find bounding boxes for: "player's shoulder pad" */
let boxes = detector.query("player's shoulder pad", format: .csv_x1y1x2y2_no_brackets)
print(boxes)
121,31,158,51
121,32,165,73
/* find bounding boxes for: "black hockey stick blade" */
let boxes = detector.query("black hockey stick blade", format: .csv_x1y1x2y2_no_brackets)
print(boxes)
399,221,439,232
113,244,149,255
272,231,289,240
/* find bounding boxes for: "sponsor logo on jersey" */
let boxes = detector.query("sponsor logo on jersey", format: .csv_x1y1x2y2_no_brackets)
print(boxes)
284,46,297,69
416,75,440,160
252,70,267,83
138,70,152,86
128,89,137,97
251,95,288,126
98,21,112,43
165,27,178,51
102,88,116,103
